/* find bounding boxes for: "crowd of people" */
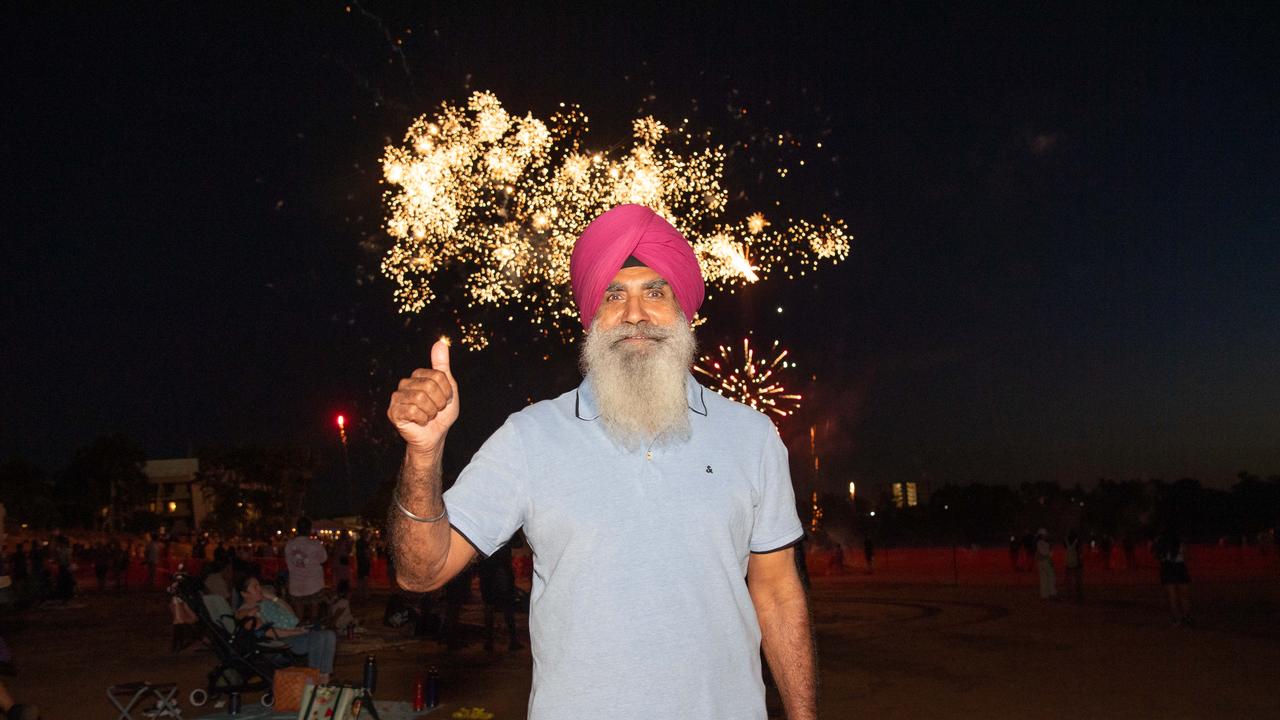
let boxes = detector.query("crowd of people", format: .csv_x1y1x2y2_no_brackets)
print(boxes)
1008,528,1152,576
1015,526,1193,621
0,514,528,714
1,516,529,650
0,522,392,608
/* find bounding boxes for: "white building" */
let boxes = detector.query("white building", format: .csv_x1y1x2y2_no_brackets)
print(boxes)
143,458,207,530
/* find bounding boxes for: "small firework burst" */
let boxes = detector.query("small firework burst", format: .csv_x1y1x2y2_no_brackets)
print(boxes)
694,337,802,420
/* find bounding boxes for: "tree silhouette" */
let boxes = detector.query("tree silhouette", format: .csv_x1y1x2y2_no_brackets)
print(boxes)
55,434,148,530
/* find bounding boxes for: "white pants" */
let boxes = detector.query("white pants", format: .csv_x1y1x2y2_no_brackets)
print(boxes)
1038,560,1056,598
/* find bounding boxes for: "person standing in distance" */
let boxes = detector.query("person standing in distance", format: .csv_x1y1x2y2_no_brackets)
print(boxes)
284,516,329,622
387,204,816,720
1036,528,1057,600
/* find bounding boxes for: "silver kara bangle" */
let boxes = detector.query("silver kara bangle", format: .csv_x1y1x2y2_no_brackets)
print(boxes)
393,490,448,523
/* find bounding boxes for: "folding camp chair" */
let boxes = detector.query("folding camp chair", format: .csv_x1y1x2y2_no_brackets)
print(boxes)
107,681,182,719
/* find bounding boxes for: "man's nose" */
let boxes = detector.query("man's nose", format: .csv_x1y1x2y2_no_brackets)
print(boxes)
622,294,649,324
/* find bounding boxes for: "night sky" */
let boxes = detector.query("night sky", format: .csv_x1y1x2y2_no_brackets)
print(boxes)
3,3,1278,499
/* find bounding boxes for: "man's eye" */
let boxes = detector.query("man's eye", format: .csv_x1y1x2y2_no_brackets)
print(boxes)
607,293,623,302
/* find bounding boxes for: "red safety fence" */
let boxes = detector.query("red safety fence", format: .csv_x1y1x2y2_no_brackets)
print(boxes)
804,543,1279,585
61,556,394,590
24,542,1276,590
62,552,539,591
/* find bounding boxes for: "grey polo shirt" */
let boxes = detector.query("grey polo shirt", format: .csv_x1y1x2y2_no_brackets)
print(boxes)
444,374,803,720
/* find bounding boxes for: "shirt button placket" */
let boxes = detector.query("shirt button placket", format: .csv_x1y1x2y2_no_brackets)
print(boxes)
636,447,656,500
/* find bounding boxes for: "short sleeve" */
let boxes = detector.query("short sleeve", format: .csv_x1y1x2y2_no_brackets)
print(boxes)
749,426,804,553
443,418,528,557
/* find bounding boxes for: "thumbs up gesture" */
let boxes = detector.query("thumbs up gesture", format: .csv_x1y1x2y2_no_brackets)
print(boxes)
388,338,460,453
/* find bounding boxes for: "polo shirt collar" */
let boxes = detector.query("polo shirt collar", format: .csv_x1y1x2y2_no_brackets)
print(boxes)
575,372,709,421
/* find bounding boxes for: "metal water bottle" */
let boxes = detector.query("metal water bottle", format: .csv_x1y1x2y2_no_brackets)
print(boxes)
426,666,439,708
362,654,377,692
412,676,425,712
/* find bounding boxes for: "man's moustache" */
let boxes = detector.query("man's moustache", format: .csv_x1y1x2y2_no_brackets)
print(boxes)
607,324,671,345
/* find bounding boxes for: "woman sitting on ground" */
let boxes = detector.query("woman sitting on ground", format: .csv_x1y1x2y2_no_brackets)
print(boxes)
235,576,336,681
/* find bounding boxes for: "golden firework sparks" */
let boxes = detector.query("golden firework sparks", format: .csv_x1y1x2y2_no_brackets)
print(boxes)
457,322,489,351
693,337,802,420
380,91,850,336
746,212,770,235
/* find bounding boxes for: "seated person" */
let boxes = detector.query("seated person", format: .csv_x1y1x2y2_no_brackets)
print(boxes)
329,589,356,635
235,576,335,681
202,561,237,608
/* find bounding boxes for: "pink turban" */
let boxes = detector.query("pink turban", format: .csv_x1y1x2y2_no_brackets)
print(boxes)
570,204,705,329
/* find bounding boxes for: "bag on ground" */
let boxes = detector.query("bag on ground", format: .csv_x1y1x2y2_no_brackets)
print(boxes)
273,666,323,712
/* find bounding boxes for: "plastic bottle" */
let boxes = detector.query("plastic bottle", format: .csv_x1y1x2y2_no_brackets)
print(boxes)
362,654,377,693
426,666,439,708
413,676,425,712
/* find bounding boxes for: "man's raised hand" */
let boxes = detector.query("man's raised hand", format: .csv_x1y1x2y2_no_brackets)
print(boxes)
388,338,459,453
387,338,465,593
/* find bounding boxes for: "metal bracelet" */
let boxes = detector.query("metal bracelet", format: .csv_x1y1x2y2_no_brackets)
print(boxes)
393,489,447,523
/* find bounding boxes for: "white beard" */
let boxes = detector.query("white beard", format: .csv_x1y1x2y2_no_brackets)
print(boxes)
579,314,697,450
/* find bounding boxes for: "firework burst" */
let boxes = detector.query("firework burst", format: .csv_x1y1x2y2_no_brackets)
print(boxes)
379,91,850,346
694,337,802,420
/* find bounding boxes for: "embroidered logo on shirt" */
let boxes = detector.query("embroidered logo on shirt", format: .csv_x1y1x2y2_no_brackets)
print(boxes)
705,465,714,474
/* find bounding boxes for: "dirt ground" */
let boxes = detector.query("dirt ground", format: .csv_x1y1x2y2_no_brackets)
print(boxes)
4,571,1279,719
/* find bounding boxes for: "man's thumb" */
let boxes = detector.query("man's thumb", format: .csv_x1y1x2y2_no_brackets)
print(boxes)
430,337,452,376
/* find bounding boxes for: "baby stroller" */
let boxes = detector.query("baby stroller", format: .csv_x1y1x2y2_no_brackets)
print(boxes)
167,572,305,708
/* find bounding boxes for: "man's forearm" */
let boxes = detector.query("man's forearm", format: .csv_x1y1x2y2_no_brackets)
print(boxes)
388,449,452,591
759,591,817,720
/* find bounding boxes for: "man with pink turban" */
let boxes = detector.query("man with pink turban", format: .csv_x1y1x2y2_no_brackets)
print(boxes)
387,204,815,719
